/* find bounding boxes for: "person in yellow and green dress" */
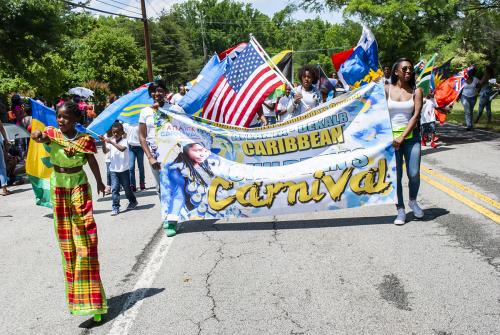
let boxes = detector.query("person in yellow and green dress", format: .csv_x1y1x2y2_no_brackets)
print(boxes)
31,101,107,322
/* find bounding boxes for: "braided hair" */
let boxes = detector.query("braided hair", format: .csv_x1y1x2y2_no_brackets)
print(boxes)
174,143,214,187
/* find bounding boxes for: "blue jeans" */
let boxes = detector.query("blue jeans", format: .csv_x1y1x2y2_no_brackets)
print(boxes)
461,96,476,128
265,116,277,125
0,144,8,187
106,162,111,186
128,145,145,187
111,169,137,210
395,136,421,209
476,92,492,122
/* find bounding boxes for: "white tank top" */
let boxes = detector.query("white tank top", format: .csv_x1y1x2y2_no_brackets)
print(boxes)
387,86,414,129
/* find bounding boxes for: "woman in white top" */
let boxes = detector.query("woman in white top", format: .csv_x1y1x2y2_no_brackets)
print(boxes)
460,66,479,130
287,65,321,117
385,58,424,225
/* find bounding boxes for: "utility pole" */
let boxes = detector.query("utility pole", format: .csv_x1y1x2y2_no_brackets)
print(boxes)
200,14,208,63
140,0,153,82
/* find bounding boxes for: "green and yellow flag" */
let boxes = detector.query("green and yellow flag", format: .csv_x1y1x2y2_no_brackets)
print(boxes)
417,53,437,95
267,50,293,100
26,99,57,208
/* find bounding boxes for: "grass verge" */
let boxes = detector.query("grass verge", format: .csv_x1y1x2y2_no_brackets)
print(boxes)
446,97,500,132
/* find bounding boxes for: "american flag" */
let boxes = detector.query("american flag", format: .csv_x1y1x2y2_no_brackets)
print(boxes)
202,40,284,127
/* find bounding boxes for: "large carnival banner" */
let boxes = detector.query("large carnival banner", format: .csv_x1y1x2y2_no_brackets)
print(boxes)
156,82,396,223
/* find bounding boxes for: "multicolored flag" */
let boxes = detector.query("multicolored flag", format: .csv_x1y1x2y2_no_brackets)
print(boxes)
331,25,382,89
414,59,426,77
416,53,437,95
26,99,57,207
317,64,336,92
86,84,153,137
434,66,473,123
202,40,284,127
266,50,293,100
430,58,453,93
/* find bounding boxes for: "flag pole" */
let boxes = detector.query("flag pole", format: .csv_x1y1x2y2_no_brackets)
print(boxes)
250,34,308,110
250,34,295,91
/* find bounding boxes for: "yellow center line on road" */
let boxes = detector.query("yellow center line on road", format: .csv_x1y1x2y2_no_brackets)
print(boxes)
421,165,500,210
420,174,500,224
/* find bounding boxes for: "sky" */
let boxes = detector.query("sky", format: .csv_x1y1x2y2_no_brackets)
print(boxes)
85,0,344,23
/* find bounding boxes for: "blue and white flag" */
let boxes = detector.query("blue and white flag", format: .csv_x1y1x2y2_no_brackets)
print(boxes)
87,84,153,136
331,25,382,89
179,55,228,116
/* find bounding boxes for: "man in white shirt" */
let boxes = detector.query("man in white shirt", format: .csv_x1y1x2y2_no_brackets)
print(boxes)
123,122,145,191
139,80,168,193
170,84,186,105
277,86,293,122
383,65,391,85
261,96,277,125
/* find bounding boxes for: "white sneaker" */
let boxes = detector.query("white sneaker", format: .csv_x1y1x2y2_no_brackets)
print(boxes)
394,208,406,225
408,200,424,219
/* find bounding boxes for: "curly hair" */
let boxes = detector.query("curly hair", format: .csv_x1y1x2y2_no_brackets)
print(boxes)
298,65,319,84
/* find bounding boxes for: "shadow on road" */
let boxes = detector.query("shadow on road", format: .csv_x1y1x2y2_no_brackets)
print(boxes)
5,186,32,195
96,190,158,202
419,123,499,157
78,287,165,329
43,204,155,219
180,207,450,234
431,123,498,145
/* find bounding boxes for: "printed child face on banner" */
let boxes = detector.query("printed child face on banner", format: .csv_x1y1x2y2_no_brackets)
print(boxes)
186,143,210,165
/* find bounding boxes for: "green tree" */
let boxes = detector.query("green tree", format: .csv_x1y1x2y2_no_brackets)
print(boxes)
299,0,499,72
150,15,201,87
72,25,143,94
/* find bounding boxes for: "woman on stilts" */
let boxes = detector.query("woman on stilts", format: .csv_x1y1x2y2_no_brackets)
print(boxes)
31,101,107,321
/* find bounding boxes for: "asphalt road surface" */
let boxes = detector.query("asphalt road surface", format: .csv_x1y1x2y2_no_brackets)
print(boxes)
1,123,499,335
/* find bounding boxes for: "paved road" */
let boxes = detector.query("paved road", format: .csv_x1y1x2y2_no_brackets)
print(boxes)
1,123,499,335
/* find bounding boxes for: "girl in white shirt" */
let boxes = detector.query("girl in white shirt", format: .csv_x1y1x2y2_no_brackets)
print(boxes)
287,65,321,117
420,94,438,148
101,122,137,216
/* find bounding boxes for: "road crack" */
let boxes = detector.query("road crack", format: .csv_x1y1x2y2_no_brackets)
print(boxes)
268,216,285,252
270,291,304,333
196,232,225,334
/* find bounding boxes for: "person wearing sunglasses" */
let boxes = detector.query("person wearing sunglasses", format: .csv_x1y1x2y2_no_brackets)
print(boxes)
385,58,424,225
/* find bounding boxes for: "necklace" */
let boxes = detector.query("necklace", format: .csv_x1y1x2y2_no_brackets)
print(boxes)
63,131,79,141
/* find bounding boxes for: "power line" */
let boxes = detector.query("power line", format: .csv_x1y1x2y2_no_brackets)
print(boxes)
145,0,161,17
105,0,140,9
294,47,347,53
63,1,142,20
92,0,142,16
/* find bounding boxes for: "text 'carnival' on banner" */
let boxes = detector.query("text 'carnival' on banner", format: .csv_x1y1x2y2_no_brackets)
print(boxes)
156,82,396,223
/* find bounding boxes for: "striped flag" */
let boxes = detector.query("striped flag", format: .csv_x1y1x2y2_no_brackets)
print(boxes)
26,99,57,207
202,40,284,127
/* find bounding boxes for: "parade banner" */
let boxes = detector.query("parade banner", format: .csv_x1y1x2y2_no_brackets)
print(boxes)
156,82,396,223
